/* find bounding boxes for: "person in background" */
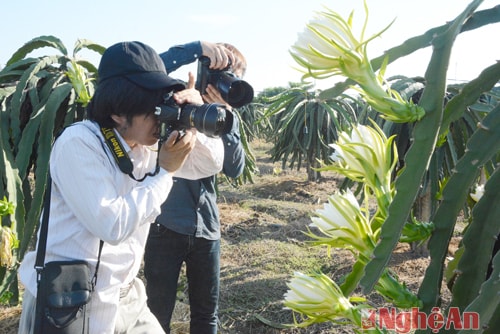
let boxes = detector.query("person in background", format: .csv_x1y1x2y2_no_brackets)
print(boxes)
144,41,247,333
17,41,224,333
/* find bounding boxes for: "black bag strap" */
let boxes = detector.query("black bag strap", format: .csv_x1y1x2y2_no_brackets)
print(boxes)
34,177,51,276
34,173,104,290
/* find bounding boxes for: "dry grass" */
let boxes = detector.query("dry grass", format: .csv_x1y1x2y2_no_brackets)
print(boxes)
0,305,21,334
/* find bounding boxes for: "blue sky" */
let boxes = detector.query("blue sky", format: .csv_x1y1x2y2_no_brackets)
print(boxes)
2,0,498,93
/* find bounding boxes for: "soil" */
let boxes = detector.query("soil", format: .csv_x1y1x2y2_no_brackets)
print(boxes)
0,140,459,334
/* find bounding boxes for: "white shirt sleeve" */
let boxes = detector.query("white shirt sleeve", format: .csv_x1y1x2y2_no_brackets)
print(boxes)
174,132,224,179
50,125,172,245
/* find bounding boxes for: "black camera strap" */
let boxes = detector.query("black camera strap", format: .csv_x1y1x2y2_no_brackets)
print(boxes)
100,127,160,182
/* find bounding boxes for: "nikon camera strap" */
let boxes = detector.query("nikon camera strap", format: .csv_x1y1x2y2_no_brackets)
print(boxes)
100,127,160,182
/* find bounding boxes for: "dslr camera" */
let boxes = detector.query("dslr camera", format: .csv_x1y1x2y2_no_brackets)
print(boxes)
195,56,254,108
154,91,233,142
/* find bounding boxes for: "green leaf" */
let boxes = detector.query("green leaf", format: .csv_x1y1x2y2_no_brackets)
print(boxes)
73,39,106,57
6,35,68,66
8,55,65,148
440,61,500,137
19,83,73,256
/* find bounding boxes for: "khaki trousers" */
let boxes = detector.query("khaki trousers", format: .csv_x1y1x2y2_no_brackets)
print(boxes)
18,277,164,334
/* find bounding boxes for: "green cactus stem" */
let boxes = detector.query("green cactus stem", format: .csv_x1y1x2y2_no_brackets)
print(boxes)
360,0,485,294
459,251,500,334
418,103,500,313
449,164,500,310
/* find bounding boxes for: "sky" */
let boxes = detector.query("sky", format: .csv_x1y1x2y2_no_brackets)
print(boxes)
1,0,499,93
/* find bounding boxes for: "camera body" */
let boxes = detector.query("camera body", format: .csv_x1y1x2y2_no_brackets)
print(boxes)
195,56,254,108
155,92,233,142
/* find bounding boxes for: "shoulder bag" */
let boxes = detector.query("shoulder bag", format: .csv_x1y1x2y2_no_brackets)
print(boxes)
33,175,104,334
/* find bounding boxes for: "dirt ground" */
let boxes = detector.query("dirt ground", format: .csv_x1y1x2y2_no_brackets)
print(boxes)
0,140,458,333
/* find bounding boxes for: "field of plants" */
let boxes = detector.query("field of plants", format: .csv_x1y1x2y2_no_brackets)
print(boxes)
0,140,459,333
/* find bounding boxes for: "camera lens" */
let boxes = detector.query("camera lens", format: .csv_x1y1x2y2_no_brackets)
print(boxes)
214,74,254,108
181,103,232,137
225,80,254,108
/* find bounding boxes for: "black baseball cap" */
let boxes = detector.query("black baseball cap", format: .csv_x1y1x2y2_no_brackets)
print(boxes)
98,41,185,91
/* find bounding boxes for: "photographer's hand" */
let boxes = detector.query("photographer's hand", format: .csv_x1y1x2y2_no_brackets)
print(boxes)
173,72,204,105
158,129,196,173
203,84,231,110
200,41,235,70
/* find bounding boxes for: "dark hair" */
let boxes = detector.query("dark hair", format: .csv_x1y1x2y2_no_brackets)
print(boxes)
87,77,166,127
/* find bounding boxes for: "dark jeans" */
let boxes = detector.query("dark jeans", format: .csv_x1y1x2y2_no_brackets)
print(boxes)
144,225,220,334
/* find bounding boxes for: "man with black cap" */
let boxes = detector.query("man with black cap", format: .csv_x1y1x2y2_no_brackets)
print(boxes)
17,41,225,333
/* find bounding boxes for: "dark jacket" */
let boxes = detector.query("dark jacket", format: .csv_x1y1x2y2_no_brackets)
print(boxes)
156,41,246,240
